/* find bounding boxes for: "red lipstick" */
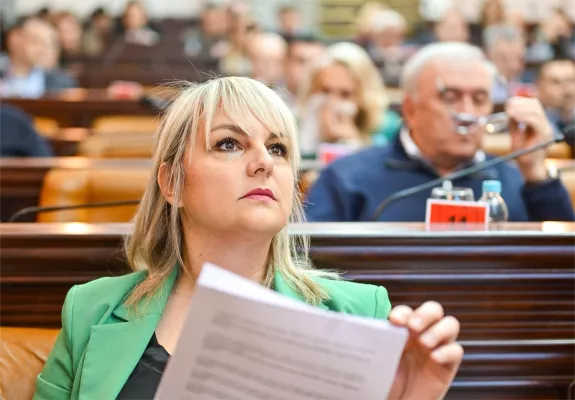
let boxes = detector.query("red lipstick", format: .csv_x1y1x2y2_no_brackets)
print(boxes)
241,188,276,201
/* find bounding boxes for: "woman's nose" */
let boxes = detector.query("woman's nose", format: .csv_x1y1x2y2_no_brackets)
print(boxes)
247,146,274,177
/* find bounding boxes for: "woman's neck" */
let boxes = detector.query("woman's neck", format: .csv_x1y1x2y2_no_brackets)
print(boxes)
178,229,272,290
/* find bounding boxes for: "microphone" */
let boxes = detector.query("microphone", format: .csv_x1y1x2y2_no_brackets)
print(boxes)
370,132,567,221
7,200,141,223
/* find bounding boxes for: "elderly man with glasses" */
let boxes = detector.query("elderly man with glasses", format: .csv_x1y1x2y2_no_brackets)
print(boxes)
304,42,574,222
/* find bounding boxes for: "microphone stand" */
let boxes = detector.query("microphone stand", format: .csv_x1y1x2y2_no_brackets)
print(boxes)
8,200,141,223
370,134,564,221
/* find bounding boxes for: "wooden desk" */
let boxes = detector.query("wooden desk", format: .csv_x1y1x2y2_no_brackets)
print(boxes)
2,222,573,333
3,89,160,128
1,222,573,399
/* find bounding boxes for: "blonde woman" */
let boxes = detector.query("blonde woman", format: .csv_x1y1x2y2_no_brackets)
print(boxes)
298,42,402,157
34,77,462,399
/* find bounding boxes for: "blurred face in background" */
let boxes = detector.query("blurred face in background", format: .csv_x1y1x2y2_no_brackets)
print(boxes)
311,63,359,106
488,39,525,82
21,19,60,69
285,41,325,95
279,9,300,34
249,34,286,85
374,26,406,49
537,61,575,115
202,6,228,37
481,0,506,26
434,9,469,42
123,2,148,31
403,60,493,168
56,14,83,52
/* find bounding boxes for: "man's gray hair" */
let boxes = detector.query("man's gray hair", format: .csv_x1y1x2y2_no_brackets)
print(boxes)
400,42,490,94
483,24,525,53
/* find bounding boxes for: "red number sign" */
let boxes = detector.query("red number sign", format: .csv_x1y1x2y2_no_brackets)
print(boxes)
426,199,489,230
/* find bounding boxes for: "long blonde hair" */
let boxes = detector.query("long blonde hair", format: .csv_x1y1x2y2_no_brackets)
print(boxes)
125,77,337,310
299,42,390,139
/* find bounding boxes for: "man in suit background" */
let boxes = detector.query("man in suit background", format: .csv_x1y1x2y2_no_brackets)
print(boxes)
0,16,77,98
305,42,575,223
0,104,53,157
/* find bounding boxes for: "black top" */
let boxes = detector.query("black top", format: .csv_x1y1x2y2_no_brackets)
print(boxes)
117,333,170,399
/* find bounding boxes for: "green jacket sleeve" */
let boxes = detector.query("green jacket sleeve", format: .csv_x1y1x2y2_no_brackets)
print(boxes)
374,285,392,319
33,285,77,399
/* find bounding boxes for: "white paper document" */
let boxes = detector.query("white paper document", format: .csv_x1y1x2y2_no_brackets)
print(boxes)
155,263,408,400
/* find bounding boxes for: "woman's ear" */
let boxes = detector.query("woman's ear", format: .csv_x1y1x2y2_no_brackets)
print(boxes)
157,163,179,206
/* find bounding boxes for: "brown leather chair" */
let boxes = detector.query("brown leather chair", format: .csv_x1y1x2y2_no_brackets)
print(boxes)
38,168,150,222
92,116,159,134
78,132,155,158
483,133,572,159
0,327,59,400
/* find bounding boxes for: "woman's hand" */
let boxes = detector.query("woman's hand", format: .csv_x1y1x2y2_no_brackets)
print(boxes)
387,302,463,400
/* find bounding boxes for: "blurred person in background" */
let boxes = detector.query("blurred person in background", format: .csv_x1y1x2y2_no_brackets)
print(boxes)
484,24,532,103
0,104,53,157
116,1,160,46
83,7,113,57
470,0,507,46
354,1,389,47
183,2,228,58
248,32,287,87
364,9,417,87
218,1,255,77
277,5,306,38
0,17,77,98
433,8,470,43
528,8,575,62
282,34,325,109
52,12,84,66
536,58,575,155
297,42,402,157
305,42,574,223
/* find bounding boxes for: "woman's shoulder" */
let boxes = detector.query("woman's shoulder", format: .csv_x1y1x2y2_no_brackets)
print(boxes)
312,276,392,319
64,271,147,325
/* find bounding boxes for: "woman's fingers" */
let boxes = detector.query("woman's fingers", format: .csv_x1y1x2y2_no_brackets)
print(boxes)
407,301,444,334
430,342,464,366
419,315,460,349
388,305,413,327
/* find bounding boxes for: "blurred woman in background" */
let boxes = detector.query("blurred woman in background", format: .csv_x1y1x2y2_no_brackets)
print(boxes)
297,42,402,157
117,1,160,46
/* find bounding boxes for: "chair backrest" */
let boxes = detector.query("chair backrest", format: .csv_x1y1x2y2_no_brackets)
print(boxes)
92,116,159,134
0,327,59,400
38,168,150,222
559,168,575,209
78,132,155,158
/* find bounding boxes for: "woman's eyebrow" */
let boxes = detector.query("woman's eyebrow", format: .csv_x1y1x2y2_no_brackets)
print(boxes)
211,124,283,140
210,124,247,136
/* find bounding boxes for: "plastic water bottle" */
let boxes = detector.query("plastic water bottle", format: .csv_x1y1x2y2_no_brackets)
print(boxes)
479,180,509,227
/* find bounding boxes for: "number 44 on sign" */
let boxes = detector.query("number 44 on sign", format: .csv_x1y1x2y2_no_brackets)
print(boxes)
425,199,489,231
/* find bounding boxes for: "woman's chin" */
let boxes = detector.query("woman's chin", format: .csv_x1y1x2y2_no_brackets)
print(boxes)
236,211,287,235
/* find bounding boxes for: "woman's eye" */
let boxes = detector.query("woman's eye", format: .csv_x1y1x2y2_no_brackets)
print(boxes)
268,143,288,157
215,138,240,152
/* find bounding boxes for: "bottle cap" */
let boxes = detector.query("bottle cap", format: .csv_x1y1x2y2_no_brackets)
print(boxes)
482,180,502,193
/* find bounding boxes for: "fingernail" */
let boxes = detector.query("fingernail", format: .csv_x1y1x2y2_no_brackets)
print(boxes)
409,317,422,331
420,333,435,348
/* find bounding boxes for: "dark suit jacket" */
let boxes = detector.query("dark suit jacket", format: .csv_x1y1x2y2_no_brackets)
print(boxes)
0,104,54,157
45,69,78,93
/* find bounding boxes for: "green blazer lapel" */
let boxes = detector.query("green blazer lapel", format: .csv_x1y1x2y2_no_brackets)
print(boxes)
77,269,178,400
273,270,329,311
